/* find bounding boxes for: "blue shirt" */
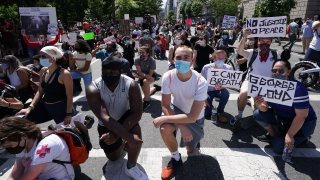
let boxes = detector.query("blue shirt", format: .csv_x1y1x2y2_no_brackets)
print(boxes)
301,22,313,38
96,49,109,60
268,81,317,122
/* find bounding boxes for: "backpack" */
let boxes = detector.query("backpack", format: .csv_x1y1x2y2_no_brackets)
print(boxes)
286,25,291,34
247,48,278,74
46,121,92,166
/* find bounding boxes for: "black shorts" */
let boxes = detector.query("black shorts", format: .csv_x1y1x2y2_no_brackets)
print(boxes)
97,110,139,154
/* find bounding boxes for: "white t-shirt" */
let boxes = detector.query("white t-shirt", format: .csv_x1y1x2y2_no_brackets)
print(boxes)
310,29,320,51
162,69,208,119
246,49,277,78
17,134,75,180
72,51,92,74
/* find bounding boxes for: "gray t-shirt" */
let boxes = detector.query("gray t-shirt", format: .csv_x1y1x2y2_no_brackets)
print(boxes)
134,57,156,74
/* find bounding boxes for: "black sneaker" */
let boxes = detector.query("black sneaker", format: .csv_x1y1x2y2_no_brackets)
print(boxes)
153,84,162,91
161,154,183,180
143,101,151,111
257,133,272,142
84,115,95,129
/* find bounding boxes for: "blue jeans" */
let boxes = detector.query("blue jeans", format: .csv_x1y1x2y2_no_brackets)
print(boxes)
283,34,297,51
253,108,316,154
205,89,229,117
71,71,92,87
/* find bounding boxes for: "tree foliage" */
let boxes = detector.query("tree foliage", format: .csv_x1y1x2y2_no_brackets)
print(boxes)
0,4,19,22
191,1,203,17
167,10,175,22
257,0,297,17
209,0,240,18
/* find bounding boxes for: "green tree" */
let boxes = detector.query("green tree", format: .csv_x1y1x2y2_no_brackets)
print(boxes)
258,0,297,17
85,0,108,21
209,0,240,18
0,4,19,22
167,10,175,22
184,1,193,18
191,1,203,17
180,1,187,19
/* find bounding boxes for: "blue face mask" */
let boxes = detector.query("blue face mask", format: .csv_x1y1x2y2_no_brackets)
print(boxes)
215,59,224,68
40,58,52,67
175,60,191,74
143,34,149,38
222,35,228,40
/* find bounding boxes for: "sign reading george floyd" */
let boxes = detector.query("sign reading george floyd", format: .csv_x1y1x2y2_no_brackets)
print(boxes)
248,74,297,106
222,15,237,29
207,69,243,89
246,16,287,38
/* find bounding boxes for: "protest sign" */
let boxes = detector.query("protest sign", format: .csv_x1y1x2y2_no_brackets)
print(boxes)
246,16,287,38
248,74,297,106
222,15,237,29
19,7,57,35
135,17,143,24
83,32,94,40
207,69,243,89
68,32,77,45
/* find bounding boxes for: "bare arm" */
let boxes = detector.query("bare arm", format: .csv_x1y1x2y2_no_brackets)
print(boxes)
20,163,47,180
287,108,308,137
61,69,73,114
7,159,24,180
237,29,251,58
121,81,143,131
161,94,175,116
16,69,30,90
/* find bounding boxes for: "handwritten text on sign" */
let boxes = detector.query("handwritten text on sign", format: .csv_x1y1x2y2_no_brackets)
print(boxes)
248,74,297,106
207,69,243,89
222,15,237,29
246,16,287,38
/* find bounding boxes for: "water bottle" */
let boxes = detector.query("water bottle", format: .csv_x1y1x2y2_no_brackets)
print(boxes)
282,145,293,164
211,107,217,124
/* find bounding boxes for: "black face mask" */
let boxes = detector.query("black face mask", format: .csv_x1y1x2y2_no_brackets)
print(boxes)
102,75,120,87
6,139,26,154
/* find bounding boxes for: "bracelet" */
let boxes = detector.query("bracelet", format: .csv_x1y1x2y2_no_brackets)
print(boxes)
29,105,34,110
65,112,73,117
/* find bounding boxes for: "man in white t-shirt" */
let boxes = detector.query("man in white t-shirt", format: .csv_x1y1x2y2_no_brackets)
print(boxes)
153,46,208,180
231,29,278,128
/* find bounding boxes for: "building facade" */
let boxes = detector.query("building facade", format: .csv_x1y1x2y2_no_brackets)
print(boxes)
240,0,320,20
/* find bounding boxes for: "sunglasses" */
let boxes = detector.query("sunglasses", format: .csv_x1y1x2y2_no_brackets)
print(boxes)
271,69,285,74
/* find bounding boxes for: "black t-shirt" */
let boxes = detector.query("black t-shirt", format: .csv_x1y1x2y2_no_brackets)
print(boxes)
190,36,199,48
194,44,214,70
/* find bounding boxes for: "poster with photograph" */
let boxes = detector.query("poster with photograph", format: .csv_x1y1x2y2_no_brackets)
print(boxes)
19,7,58,35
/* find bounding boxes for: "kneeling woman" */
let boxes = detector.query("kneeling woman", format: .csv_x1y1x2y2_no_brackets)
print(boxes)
253,58,317,158
17,46,74,125
0,116,74,179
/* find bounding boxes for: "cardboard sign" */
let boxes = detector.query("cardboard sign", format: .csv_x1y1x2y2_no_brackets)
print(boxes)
83,32,94,40
135,17,143,24
68,32,77,45
222,15,237,29
246,16,287,38
207,69,243,89
248,74,297,106
19,7,57,35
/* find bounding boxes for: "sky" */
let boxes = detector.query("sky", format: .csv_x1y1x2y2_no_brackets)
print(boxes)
162,0,167,8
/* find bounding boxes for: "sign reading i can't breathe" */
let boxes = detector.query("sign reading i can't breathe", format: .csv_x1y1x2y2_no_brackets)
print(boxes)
246,16,287,38
248,74,297,106
207,69,243,89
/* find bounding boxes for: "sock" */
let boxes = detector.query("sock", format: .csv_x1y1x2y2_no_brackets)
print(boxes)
127,162,136,169
171,151,180,161
238,111,243,118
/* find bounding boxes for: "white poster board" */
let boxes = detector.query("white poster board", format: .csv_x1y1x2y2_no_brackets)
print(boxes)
135,17,143,24
124,14,130,20
248,74,297,106
222,15,237,29
151,15,157,23
19,7,58,35
68,32,77,45
207,69,243,89
246,16,287,38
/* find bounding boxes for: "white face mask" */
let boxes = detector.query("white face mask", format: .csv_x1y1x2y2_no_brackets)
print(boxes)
174,39,182,45
198,40,206,47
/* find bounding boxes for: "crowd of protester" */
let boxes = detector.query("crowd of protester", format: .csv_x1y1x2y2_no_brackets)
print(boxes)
0,16,318,180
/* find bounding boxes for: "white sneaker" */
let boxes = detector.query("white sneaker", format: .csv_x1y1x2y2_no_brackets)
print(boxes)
125,165,149,180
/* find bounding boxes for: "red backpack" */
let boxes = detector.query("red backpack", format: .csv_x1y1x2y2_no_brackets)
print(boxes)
46,122,92,166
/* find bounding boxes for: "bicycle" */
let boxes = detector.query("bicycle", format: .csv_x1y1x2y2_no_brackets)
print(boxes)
290,60,320,87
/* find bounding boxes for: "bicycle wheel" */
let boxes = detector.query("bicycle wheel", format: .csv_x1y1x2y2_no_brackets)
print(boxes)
290,62,319,87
